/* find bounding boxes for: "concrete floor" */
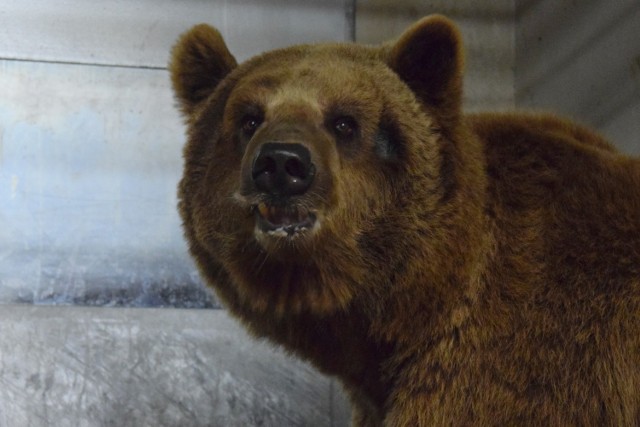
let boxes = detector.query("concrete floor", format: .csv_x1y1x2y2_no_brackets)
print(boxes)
0,305,350,427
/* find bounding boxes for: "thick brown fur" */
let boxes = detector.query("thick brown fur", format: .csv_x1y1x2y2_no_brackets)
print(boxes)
170,15,640,426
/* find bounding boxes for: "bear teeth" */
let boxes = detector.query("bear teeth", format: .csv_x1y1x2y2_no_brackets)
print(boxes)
257,202,269,218
254,203,315,236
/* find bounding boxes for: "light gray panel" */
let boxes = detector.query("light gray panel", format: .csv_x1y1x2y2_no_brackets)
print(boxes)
0,305,350,426
0,59,213,306
0,0,350,67
516,0,640,153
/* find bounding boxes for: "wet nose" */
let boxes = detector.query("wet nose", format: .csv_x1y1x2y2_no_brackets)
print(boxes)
252,142,315,197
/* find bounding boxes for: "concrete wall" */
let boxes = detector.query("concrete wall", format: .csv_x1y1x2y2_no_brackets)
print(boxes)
516,0,640,154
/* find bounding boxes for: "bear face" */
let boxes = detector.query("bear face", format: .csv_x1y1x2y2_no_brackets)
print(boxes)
171,16,481,317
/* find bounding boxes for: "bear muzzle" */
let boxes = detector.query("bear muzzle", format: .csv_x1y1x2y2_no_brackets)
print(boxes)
247,142,319,238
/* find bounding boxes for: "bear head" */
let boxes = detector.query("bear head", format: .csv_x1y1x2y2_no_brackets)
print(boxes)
170,16,475,318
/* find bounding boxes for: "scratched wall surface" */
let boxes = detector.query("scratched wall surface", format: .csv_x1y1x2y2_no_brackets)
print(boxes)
0,0,351,307
0,306,351,427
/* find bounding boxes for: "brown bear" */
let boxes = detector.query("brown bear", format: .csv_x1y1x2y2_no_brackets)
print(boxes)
169,15,640,426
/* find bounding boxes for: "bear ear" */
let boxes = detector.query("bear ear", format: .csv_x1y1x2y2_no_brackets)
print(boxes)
387,15,464,123
170,24,238,116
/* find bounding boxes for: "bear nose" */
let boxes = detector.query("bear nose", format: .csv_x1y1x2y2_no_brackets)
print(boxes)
252,143,316,197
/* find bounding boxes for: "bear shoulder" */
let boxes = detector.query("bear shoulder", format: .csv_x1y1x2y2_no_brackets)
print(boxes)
467,111,640,294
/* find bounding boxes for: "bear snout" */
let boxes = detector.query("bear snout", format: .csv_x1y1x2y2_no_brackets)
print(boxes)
251,142,316,197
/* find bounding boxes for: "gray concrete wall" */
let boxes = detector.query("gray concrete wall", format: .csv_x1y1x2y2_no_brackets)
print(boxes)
516,0,640,154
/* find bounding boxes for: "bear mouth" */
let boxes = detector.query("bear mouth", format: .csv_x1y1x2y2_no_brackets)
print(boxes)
253,202,317,238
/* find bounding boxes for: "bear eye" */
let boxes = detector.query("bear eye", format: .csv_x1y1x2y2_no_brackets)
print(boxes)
333,116,358,139
241,115,263,138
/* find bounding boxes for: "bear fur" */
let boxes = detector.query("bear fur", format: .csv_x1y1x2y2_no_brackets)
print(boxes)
170,15,640,426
